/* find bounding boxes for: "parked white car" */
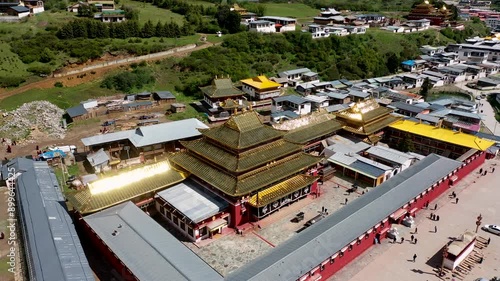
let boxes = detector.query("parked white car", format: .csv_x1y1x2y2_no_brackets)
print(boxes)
482,224,500,235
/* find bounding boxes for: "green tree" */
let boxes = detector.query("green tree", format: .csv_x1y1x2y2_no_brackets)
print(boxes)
142,20,155,38
216,6,241,34
398,134,415,153
420,77,433,97
386,52,400,73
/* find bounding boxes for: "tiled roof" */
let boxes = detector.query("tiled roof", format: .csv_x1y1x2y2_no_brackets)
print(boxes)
67,161,185,214
284,116,343,144
200,78,244,98
200,111,284,150
181,138,302,173
342,114,400,135
170,152,320,196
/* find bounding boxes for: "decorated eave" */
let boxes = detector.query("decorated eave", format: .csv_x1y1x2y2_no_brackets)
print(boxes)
180,139,302,173
247,174,319,207
199,77,244,99
169,152,321,197
342,114,401,136
200,111,285,150
67,161,186,214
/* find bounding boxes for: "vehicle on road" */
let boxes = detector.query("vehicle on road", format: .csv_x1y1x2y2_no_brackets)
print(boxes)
482,224,500,235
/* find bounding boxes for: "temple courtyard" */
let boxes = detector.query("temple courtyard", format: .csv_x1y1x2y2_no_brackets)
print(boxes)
329,158,500,281
182,175,366,276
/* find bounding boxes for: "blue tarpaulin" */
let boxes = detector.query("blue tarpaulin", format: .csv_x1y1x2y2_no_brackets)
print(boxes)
39,150,66,159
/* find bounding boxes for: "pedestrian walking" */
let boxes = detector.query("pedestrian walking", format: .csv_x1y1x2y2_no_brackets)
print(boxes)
430,213,434,220
452,191,456,198
411,235,414,242
434,203,438,210
479,168,483,174
455,197,459,204
345,198,348,205
393,237,397,244
414,227,418,234
414,238,418,244
437,215,440,221
400,237,404,244
493,168,496,173
36,145,39,151
435,226,438,233
487,237,491,245
413,254,417,262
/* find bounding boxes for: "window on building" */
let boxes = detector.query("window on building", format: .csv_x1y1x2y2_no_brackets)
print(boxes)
159,206,165,215
180,221,186,231
166,211,172,220
330,258,335,264
348,245,353,251
320,264,325,271
188,227,194,237
173,216,178,225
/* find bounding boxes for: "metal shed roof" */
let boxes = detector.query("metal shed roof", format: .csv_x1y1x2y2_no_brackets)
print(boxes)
153,91,175,99
15,160,95,281
226,154,462,281
278,68,311,78
86,148,110,167
156,180,228,223
129,118,208,147
84,202,223,281
273,95,309,104
390,101,426,114
366,145,414,165
66,104,88,118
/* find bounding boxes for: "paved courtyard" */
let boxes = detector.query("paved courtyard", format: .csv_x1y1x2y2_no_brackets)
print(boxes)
184,175,369,276
328,158,500,281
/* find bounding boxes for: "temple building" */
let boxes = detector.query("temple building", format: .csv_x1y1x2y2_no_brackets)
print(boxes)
240,75,282,101
408,0,451,26
334,99,401,144
169,111,321,227
199,77,247,121
274,112,344,153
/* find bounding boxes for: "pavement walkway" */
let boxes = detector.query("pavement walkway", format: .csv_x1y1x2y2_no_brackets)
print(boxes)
329,158,500,281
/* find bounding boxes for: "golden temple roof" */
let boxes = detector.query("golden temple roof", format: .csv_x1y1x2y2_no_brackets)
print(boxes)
342,114,401,136
170,152,320,196
67,161,185,214
247,174,318,207
181,138,302,173
335,99,393,123
201,111,285,150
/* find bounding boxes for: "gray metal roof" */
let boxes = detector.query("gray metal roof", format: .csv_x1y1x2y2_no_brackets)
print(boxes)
414,113,441,124
273,95,309,105
278,68,311,78
66,104,88,118
153,91,175,99
328,153,392,178
15,160,95,281
226,154,462,281
1,157,33,180
123,101,153,109
366,145,414,165
84,202,223,281
390,101,426,114
129,118,208,147
156,180,228,223
325,104,350,113
347,89,370,98
86,148,110,167
81,119,208,147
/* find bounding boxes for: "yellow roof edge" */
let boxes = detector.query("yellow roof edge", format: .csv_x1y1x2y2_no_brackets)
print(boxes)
389,120,495,151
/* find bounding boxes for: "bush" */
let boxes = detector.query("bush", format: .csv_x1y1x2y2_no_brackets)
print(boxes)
27,65,53,75
0,76,25,87
54,82,63,87
101,67,155,93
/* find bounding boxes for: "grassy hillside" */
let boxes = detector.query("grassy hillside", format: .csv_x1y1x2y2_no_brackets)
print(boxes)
119,0,185,24
262,3,319,21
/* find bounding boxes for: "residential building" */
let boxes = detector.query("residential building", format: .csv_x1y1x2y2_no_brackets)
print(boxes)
318,91,351,105
152,90,176,104
477,76,500,89
401,59,427,72
406,19,431,29
85,148,110,173
87,0,114,11
304,94,330,110
94,9,126,22
169,111,322,226
240,75,282,100
24,0,44,13
278,68,312,81
65,104,90,122
258,16,296,32
2,159,95,281
328,152,394,186
248,20,275,33
400,74,425,88
272,95,312,116
80,202,223,281
6,5,29,18
389,101,429,117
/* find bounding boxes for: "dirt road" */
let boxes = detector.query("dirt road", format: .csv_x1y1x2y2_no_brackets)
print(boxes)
0,41,218,100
